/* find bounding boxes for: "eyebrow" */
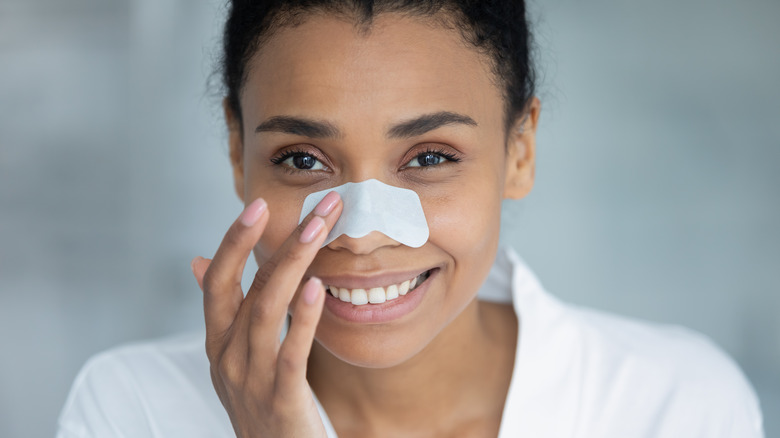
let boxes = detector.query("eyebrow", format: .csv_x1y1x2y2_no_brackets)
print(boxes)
255,111,477,140
255,116,341,139
387,111,478,139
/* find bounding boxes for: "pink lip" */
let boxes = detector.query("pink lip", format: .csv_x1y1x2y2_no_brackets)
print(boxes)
322,268,438,324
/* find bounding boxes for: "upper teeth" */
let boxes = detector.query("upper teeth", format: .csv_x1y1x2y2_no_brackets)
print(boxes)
325,271,429,306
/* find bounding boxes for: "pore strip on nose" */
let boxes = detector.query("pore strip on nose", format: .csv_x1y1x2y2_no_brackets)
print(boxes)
298,179,429,248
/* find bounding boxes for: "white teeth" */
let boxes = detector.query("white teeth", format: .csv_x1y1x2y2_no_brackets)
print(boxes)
351,289,368,305
368,287,386,304
325,270,431,306
386,284,399,300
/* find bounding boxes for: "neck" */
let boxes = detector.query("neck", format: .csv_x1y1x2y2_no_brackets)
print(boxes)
307,299,517,437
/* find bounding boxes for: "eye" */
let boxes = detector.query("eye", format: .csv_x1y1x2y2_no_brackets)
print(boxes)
271,151,327,171
404,149,461,168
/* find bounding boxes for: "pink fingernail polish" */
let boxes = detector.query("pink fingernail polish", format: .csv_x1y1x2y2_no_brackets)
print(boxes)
300,216,325,243
314,191,340,216
240,198,267,227
303,277,322,305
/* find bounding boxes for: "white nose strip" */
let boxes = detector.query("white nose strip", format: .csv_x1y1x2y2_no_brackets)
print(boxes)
298,179,429,248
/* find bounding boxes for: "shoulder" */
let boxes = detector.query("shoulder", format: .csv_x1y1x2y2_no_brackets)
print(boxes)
576,306,753,393
568,305,764,436
65,330,209,394
501,247,764,437
57,331,229,438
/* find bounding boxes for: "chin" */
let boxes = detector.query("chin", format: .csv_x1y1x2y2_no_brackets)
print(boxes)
313,325,437,369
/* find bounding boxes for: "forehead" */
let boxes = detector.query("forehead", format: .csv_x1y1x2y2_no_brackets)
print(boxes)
241,13,504,133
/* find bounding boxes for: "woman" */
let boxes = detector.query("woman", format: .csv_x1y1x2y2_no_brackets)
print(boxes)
57,1,764,436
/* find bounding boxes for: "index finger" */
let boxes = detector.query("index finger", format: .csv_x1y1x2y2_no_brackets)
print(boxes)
200,198,270,338
245,191,342,332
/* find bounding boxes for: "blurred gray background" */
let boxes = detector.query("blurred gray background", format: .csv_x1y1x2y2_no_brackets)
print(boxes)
0,0,777,436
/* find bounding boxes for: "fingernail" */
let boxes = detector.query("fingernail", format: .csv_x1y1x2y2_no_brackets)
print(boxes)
314,191,340,216
240,198,267,227
303,277,322,305
300,216,325,243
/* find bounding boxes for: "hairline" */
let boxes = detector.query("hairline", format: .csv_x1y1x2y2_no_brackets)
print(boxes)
232,7,519,135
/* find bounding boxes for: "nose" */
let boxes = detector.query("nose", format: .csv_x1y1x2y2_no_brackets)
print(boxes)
326,231,401,255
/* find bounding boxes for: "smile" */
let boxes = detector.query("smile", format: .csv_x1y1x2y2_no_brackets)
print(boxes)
324,270,433,306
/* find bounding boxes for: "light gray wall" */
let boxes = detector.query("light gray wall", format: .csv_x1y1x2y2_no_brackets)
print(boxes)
0,0,777,436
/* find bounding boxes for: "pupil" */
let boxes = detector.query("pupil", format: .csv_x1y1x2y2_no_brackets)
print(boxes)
418,154,440,166
293,155,315,169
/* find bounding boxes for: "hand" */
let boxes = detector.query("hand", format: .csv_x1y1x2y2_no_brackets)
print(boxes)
191,192,342,438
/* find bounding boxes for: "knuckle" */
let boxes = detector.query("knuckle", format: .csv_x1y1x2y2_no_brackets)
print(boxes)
216,355,244,383
252,266,273,290
276,349,299,375
281,247,304,265
250,299,273,323
205,331,229,362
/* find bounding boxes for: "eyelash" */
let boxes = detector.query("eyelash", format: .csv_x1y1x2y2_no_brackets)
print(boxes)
269,149,315,166
269,146,462,172
409,147,462,166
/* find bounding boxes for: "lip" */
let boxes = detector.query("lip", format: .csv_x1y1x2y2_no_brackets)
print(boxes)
322,268,439,324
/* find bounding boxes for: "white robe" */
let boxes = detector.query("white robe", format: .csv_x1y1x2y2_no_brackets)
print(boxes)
57,248,764,437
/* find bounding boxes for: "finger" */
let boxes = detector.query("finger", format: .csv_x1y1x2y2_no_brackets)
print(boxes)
190,256,211,291
273,277,325,395
203,198,270,338
247,191,341,335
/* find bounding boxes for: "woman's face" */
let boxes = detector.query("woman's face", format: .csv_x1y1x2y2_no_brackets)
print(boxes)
228,13,536,367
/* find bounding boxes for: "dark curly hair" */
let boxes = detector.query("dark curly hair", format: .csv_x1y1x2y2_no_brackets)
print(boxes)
220,0,535,132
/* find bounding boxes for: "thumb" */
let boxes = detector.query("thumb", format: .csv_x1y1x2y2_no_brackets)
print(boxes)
190,256,212,291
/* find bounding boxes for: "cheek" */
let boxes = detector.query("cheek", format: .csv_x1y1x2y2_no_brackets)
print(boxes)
422,174,503,256
422,171,503,315
254,197,305,263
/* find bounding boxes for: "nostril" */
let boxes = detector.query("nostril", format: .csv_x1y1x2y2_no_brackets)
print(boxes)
325,231,402,255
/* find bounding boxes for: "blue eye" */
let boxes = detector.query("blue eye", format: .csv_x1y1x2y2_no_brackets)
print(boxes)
271,151,326,171
404,149,461,168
